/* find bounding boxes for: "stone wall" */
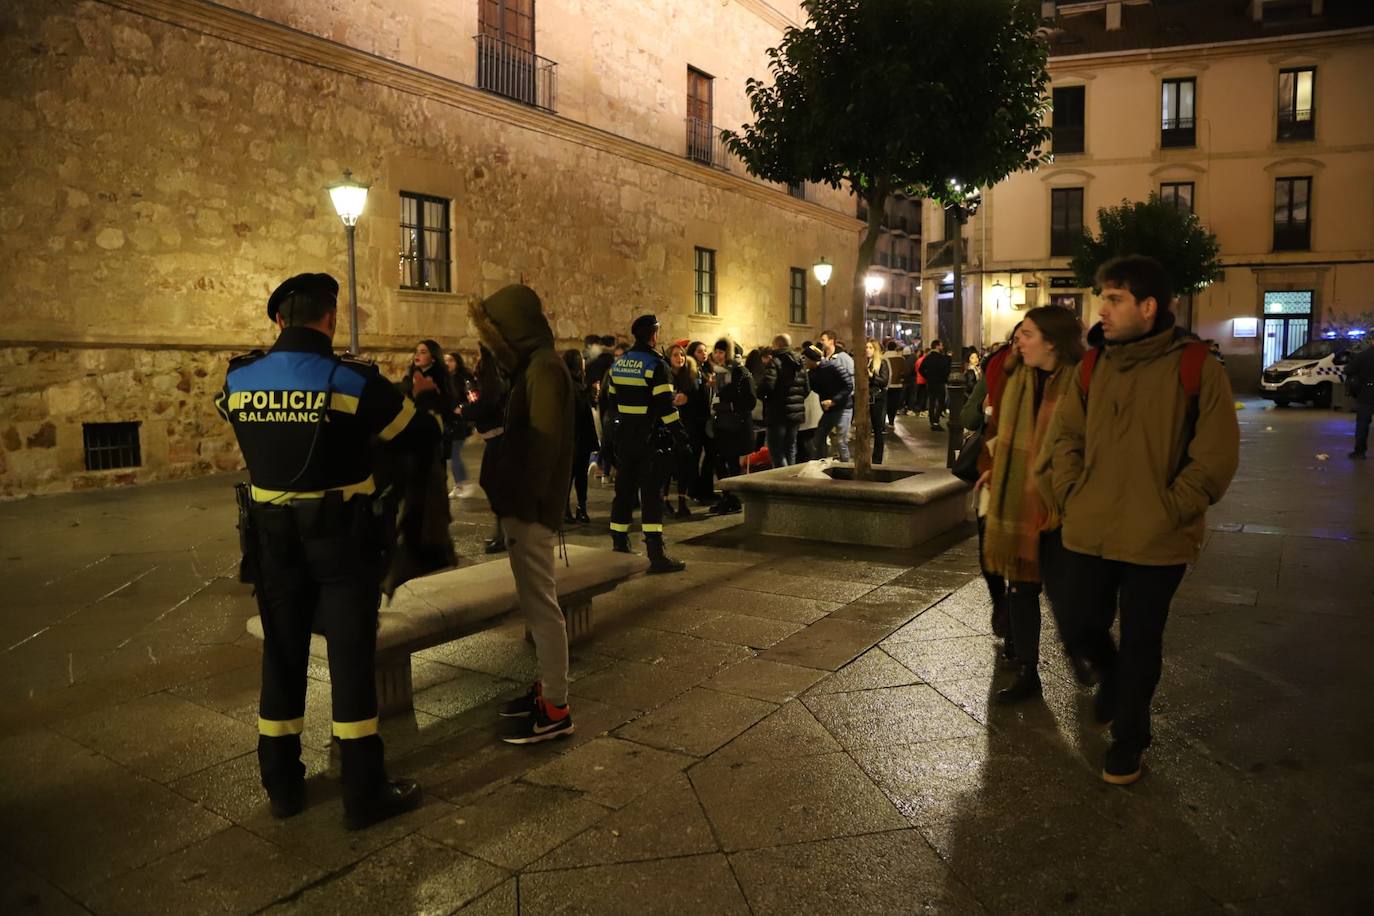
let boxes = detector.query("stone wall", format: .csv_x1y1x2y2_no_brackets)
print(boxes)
0,0,860,497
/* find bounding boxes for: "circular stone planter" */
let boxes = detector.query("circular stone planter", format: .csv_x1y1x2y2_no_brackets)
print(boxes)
719,459,971,548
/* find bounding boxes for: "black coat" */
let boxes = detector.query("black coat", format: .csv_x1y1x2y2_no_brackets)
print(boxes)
808,362,850,412
1347,346,1374,405
710,361,756,456
921,350,953,385
571,382,600,454
759,349,809,426
866,358,890,405
675,364,708,426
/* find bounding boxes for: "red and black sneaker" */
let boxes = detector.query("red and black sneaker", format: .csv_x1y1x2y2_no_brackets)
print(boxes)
499,682,542,719
501,697,575,744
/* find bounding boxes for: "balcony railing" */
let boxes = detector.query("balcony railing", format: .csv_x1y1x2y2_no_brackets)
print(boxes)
475,34,557,112
1273,222,1311,252
1160,117,1196,148
685,117,731,170
1277,109,1314,141
1052,124,1085,154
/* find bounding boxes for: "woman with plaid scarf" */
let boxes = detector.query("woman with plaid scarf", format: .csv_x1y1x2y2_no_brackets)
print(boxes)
976,307,1085,704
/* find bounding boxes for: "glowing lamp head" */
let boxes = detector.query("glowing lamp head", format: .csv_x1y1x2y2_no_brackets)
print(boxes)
864,274,885,297
329,170,369,227
812,258,833,287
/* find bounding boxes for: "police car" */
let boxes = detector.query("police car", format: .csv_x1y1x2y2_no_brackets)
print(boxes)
1260,331,1368,408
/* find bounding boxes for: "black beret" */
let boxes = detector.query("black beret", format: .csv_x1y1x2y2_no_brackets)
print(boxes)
631,314,659,341
267,272,339,321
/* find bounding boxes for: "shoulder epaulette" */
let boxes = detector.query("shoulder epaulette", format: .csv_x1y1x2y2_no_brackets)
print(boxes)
339,352,379,372
228,349,266,367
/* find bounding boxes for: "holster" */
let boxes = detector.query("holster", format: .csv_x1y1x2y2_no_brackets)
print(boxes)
234,482,258,585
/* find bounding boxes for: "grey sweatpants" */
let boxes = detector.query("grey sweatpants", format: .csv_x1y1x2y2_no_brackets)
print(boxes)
501,516,569,705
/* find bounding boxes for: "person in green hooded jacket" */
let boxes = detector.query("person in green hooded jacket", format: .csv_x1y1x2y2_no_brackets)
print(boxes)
470,285,578,744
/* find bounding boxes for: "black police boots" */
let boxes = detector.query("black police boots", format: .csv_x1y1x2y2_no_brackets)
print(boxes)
645,534,686,574
611,532,634,554
344,778,423,831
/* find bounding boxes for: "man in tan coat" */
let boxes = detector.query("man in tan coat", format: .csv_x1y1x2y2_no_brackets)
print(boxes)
1050,255,1239,786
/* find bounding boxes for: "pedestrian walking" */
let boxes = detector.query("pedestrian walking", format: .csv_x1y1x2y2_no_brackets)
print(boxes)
470,285,579,744
442,351,474,498
707,338,755,514
977,308,1084,704
922,340,952,431
884,341,906,430
865,339,891,464
666,343,705,514
605,315,688,572
803,344,851,461
758,334,808,467
216,272,429,829
463,346,510,555
562,349,598,525
1343,342,1374,459
1049,255,1239,784
814,331,855,461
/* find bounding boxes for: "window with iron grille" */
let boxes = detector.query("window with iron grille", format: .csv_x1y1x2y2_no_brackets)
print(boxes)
1277,67,1315,141
1050,187,1084,257
789,267,807,324
1159,182,1194,214
1052,85,1085,155
399,192,452,292
83,422,141,471
1161,77,1196,148
1273,177,1311,251
694,247,717,316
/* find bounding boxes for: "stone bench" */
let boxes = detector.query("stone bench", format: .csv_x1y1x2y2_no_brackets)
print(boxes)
246,544,649,716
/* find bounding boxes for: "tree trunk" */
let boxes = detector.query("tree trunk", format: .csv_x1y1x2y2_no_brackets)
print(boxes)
945,218,966,467
849,185,886,480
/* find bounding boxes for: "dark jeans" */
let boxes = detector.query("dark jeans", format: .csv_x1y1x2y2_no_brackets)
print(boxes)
1005,530,1069,669
927,383,947,427
913,383,927,413
796,427,816,462
976,515,1007,624
1063,548,1187,753
885,388,904,427
870,400,887,464
1355,401,1373,455
766,422,799,467
569,447,592,510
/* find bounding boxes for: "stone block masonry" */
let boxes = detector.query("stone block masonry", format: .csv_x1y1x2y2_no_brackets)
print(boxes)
0,0,860,496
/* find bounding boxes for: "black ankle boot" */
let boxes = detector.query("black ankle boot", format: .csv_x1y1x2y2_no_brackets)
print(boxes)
675,497,691,519
645,535,686,573
611,533,634,554
995,667,1042,704
575,506,591,524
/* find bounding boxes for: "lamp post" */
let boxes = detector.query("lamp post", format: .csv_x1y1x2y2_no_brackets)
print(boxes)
944,181,982,467
328,170,370,354
863,273,884,339
812,257,833,330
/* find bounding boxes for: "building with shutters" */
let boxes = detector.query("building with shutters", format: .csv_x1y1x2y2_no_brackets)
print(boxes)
0,0,863,496
923,0,1374,391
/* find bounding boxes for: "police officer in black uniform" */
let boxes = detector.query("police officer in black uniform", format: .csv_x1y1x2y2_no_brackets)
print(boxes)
215,272,435,830
605,314,687,573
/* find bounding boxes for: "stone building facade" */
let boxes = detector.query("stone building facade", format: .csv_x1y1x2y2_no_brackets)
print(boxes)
0,0,861,497
921,0,1374,392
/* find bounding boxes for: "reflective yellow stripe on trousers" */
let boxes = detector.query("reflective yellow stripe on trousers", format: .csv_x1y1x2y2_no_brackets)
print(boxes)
333,717,379,739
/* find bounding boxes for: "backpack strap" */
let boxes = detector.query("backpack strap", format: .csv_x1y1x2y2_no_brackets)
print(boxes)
1077,347,1102,405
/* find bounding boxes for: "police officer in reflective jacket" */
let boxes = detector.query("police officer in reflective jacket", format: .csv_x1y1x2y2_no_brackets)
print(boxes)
606,315,687,573
215,272,436,830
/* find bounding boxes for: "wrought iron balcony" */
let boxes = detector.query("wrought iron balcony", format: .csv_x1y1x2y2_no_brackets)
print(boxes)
1277,109,1314,141
1160,117,1196,148
685,117,730,170
475,34,557,112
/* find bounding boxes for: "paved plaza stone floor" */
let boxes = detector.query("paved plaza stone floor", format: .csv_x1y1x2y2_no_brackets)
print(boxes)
1,401,1371,914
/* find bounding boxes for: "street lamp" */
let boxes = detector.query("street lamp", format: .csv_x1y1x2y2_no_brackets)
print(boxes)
813,258,833,328
328,169,370,354
944,179,983,467
864,274,885,298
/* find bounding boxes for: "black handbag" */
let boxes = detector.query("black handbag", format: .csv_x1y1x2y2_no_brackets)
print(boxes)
950,428,983,483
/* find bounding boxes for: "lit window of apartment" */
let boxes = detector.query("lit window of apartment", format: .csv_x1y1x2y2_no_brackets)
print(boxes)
1052,85,1085,155
1277,67,1315,141
1159,182,1194,214
399,192,452,292
1161,77,1196,148
1050,187,1084,257
694,246,717,315
1273,177,1312,251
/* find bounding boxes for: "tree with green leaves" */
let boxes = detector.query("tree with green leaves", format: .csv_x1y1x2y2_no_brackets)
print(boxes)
1070,195,1223,303
723,0,1051,477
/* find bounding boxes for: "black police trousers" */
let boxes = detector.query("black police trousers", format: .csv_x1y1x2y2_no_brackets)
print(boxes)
250,494,386,806
610,435,666,538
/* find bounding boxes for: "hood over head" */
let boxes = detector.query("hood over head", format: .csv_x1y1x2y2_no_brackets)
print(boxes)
470,285,553,372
